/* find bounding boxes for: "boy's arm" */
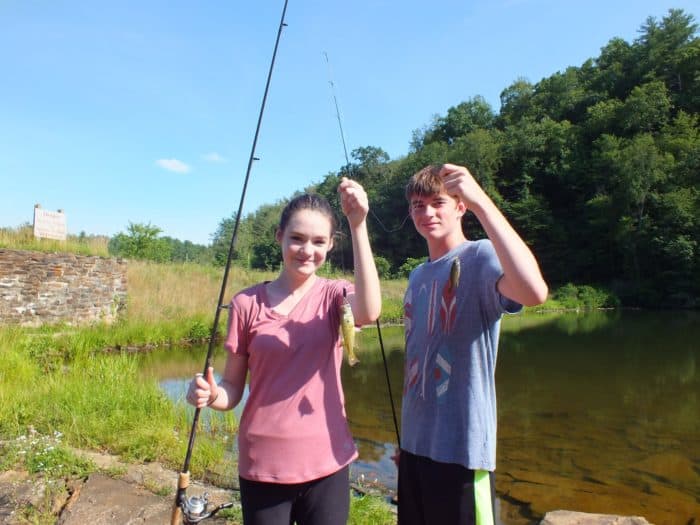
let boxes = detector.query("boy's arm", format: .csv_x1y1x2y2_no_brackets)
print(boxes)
440,164,548,307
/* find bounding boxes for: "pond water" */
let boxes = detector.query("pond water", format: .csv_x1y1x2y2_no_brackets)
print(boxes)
143,310,700,524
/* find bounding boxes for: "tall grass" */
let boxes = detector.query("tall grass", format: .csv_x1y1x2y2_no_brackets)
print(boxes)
126,260,277,324
0,223,110,256
0,332,236,476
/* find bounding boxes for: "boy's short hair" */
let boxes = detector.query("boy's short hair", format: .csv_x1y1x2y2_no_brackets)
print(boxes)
405,165,444,202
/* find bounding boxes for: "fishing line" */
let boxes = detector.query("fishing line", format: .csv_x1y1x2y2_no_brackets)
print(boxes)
323,52,410,235
172,2,290,523
323,50,402,448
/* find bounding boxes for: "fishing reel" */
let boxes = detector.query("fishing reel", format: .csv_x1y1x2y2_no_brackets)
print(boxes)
175,489,234,524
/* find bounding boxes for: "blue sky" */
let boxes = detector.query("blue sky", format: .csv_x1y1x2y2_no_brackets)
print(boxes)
1,1,697,246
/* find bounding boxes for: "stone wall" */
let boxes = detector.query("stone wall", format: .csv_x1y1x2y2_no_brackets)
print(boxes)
0,249,127,326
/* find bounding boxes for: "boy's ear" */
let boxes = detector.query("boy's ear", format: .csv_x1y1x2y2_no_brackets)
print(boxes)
328,237,335,252
275,228,282,243
456,199,467,217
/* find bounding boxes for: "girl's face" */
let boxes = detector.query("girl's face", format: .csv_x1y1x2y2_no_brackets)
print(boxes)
276,209,334,277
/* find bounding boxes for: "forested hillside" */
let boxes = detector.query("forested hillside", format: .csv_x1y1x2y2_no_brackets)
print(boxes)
209,9,699,308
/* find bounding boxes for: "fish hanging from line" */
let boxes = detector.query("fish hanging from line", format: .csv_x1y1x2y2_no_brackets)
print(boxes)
340,288,359,366
440,257,461,333
450,256,460,291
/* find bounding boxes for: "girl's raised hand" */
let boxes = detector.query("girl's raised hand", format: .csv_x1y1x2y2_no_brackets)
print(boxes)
338,177,369,228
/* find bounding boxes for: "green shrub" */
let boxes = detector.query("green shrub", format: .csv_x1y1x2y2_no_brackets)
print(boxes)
188,319,211,340
396,257,426,279
374,256,392,279
553,283,620,309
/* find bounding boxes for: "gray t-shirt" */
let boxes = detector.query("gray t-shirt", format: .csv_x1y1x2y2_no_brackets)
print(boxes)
401,239,521,471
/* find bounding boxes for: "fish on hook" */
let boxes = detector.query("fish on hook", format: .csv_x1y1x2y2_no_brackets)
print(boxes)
450,257,461,291
340,288,359,366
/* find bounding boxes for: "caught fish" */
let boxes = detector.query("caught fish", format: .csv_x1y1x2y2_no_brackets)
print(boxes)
449,257,461,291
340,288,359,366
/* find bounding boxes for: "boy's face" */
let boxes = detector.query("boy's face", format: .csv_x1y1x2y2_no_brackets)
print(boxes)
408,191,465,241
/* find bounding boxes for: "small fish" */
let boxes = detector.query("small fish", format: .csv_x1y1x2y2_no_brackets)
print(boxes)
449,257,461,291
340,288,359,366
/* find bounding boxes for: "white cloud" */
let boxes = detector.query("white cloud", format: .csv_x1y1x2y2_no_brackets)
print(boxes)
156,158,191,174
202,152,227,163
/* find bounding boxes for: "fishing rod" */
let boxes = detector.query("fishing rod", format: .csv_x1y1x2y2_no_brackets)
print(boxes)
323,51,401,449
171,2,289,523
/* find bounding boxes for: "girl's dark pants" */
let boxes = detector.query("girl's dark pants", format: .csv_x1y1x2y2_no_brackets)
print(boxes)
239,465,349,525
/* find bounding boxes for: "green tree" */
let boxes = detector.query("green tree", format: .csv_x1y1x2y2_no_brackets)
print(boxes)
108,222,171,262
422,96,495,145
499,78,535,126
618,81,672,134
210,212,254,267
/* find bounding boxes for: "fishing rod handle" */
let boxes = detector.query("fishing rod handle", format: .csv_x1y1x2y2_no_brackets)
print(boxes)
171,471,190,525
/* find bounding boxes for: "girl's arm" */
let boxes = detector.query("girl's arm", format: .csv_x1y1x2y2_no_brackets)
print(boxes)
338,177,382,325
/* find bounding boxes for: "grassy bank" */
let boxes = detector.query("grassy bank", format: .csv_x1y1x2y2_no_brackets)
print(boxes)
0,257,398,523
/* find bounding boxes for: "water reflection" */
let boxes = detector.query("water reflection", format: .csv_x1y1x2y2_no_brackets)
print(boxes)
143,311,700,524
495,310,700,524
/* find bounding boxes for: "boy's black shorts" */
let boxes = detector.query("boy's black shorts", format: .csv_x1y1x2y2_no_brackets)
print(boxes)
398,450,496,525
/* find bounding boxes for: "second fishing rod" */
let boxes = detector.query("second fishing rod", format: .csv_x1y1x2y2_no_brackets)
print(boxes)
324,51,401,449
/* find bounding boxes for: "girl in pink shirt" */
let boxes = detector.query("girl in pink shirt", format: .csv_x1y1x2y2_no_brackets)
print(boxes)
186,177,381,525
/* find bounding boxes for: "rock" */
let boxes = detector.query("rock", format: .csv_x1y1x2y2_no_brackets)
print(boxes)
56,474,173,525
540,510,653,525
0,447,239,525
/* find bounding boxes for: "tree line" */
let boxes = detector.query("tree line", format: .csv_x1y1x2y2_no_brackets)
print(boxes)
110,9,699,308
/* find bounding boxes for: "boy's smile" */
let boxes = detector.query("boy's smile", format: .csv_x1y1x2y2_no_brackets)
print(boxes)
410,192,465,240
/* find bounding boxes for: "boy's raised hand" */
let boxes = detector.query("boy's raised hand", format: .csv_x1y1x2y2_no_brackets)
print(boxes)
338,177,369,228
439,163,488,212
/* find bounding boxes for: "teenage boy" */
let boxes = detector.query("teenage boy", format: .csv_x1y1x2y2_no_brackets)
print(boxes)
398,163,548,525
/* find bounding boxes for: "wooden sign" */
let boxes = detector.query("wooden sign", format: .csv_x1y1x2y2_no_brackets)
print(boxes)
33,205,67,241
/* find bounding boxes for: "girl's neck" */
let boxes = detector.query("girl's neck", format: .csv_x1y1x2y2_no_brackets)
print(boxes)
266,272,318,316
272,271,317,296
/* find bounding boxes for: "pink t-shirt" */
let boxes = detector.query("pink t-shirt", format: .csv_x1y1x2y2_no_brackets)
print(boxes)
224,277,358,483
